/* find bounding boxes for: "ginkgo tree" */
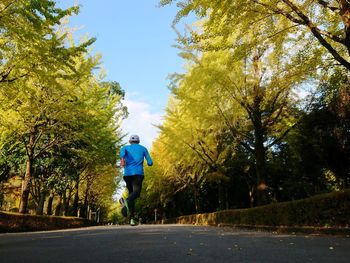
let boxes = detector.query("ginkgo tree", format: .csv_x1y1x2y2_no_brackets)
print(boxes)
0,0,95,84
152,0,320,209
161,45,300,205
160,0,350,72
0,52,120,213
0,1,125,216
134,0,350,219
158,80,239,210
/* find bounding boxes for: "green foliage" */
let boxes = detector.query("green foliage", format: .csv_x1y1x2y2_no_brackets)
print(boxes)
162,0,350,71
0,0,125,218
0,0,95,83
163,189,350,228
146,39,302,211
0,139,26,183
134,1,350,221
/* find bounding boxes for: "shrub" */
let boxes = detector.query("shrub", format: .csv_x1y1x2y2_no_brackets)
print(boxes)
0,211,96,233
163,189,350,228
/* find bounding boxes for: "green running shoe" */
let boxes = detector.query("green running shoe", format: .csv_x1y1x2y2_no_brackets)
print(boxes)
130,218,138,226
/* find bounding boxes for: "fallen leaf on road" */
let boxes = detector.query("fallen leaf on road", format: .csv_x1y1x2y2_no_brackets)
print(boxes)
187,248,193,255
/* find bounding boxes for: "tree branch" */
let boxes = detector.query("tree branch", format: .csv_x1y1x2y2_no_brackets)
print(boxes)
0,0,16,16
252,0,304,24
182,140,217,171
214,100,255,153
281,0,350,70
265,119,299,149
197,139,216,164
316,0,339,12
34,137,59,159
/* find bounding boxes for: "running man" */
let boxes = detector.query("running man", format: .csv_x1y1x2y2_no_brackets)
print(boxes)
119,134,153,226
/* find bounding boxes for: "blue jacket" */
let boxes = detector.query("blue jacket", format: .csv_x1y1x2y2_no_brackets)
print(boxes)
120,144,153,176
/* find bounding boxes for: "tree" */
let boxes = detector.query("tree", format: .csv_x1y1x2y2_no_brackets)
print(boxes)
144,0,350,216
286,70,350,194
167,44,300,204
0,50,124,214
0,0,95,84
0,1,126,217
160,0,350,71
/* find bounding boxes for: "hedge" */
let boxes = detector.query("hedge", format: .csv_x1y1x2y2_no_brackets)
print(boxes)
161,189,350,234
0,211,96,233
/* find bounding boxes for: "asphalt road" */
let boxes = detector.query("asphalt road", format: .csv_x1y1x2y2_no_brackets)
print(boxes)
0,224,349,263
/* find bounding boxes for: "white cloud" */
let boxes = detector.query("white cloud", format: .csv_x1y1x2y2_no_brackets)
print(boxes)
121,98,163,149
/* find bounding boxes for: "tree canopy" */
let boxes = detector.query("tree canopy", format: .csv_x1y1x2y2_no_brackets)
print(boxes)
135,0,350,221
0,0,125,221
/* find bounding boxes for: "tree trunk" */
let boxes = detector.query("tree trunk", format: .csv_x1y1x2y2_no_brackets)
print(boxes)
62,189,67,216
218,182,225,210
64,187,72,216
249,186,255,208
253,107,269,206
192,184,201,213
19,156,33,214
35,190,47,215
225,185,229,210
255,132,268,206
55,193,63,216
47,191,54,215
19,131,38,214
30,178,41,209
82,188,89,218
72,181,79,217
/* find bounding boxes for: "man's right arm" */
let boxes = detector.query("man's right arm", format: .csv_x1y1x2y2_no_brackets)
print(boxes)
144,149,153,166
120,147,126,167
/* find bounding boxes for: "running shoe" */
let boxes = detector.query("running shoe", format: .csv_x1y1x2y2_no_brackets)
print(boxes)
130,218,138,226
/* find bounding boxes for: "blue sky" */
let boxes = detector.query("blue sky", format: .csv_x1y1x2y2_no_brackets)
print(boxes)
57,0,193,148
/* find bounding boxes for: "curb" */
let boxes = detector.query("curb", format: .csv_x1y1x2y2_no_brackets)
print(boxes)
216,223,350,236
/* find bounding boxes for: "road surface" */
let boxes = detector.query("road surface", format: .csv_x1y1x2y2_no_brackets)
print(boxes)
0,224,349,262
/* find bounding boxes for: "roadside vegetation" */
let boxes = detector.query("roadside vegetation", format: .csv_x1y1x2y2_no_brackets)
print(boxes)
136,0,350,223
1,1,349,229
0,0,126,223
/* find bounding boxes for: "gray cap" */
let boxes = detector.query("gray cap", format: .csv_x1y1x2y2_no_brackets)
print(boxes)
129,134,140,143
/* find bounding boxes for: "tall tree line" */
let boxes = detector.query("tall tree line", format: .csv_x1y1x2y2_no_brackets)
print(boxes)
0,0,126,221
136,0,350,222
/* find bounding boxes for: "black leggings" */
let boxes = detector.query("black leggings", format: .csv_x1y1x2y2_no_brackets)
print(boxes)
123,175,144,218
